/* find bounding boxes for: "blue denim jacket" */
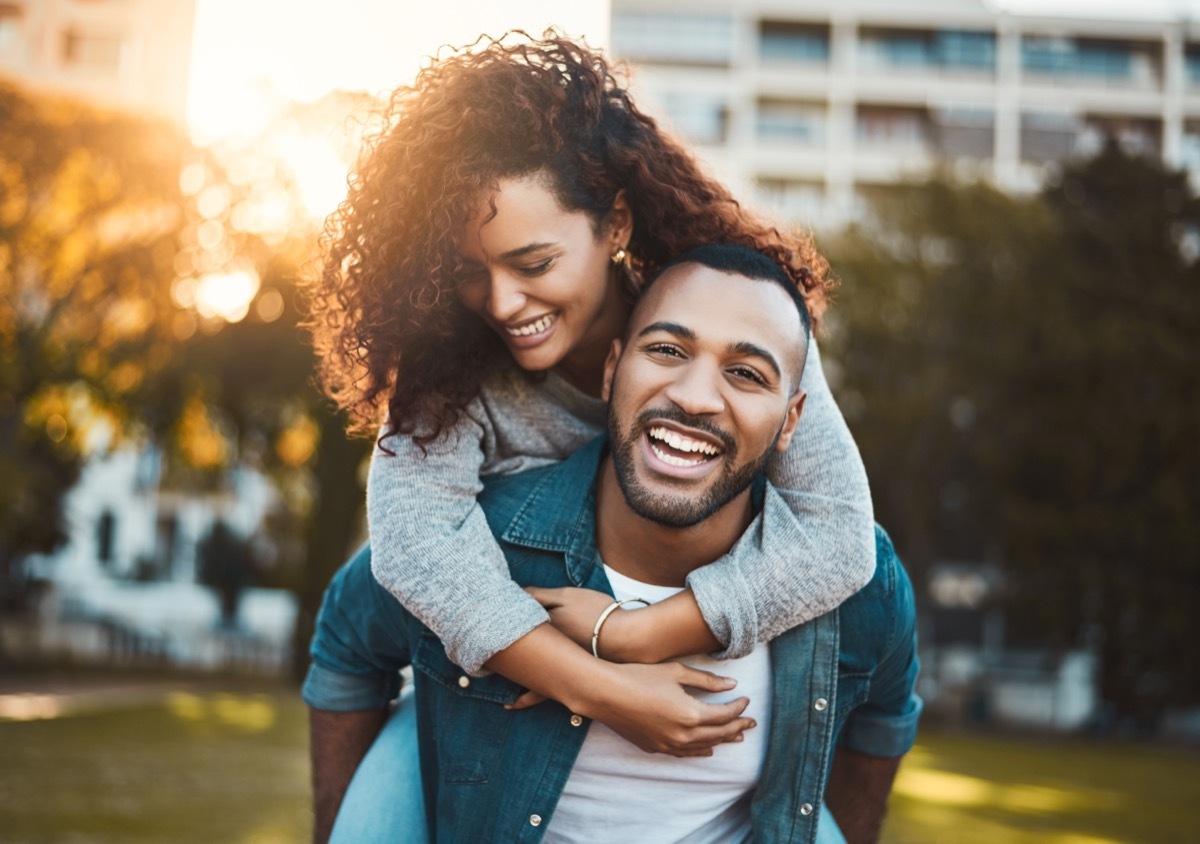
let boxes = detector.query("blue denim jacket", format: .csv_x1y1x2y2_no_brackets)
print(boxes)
304,438,921,843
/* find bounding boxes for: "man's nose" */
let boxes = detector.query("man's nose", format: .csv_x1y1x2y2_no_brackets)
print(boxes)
485,271,527,323
663,362,726,417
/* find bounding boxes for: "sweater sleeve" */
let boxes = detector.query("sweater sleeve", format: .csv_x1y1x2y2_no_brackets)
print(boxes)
366,399,551,676
685,340,877,658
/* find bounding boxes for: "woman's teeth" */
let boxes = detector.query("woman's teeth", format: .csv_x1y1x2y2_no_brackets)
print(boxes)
506,313,557,337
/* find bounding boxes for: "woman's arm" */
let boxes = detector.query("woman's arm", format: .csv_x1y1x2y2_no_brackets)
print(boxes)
692,339,877,655
528,342,876,663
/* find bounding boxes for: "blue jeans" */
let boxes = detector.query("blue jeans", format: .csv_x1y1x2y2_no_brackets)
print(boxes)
330,687,430,844
330,689,846,843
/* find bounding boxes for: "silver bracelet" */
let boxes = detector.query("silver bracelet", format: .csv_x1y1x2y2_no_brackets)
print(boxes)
591,597,651,659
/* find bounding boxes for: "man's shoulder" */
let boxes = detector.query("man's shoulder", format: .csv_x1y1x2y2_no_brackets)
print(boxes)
837,525,916,661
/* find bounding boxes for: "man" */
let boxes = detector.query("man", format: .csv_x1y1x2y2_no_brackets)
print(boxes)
304,245,921,843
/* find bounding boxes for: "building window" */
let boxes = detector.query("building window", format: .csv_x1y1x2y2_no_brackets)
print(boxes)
859,27,995,73
757,99,826,145
96,511,116,566
759,21,829,64
1021,36,1151,84
0,5,23,55
756,179,825,223
931,106,995,160
663,93,728,145
1020,111,1080,164
61,28,124,73
856,105,931,149
612,12,734,66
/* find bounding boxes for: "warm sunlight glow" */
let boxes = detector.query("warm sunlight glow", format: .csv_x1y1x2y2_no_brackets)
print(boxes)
187,0,610,143
273,132,350,220
193,268,261,323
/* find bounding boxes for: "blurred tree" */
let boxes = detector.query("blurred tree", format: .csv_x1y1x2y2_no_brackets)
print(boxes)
825,145,1200,731
0,81,192,615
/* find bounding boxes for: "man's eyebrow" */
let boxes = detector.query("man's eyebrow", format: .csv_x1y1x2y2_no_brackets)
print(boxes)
730,341,782,381
637,322,784,382
635,321,695,341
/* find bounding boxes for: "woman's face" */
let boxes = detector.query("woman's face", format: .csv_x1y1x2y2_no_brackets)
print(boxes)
457,173,632,390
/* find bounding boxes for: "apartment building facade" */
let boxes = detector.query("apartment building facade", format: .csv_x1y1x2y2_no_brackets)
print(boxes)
0,0,196,122
611,0,1200,225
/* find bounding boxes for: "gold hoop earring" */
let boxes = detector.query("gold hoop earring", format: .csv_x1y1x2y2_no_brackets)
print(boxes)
610,248,627,266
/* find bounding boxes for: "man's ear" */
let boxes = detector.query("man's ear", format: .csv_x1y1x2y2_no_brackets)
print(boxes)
774,390,807,453
601,339,623,402
608,190,634,252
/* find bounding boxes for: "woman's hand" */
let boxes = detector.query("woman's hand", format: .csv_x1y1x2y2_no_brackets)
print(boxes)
576,660,755,757
527,585,721,664
526,586,616,652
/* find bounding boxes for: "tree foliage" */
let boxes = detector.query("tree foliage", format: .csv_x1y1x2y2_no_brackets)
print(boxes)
0,82,193,602
825,145,1200,726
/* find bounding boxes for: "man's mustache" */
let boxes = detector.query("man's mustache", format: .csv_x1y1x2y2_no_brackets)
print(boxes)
632,407,736,456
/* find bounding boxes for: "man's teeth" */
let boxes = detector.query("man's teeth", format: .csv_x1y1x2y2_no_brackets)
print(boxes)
650,444,708,467
647,427,719,457
506,313,556,337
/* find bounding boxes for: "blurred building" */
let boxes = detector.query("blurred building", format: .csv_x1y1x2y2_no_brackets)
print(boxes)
0,0,196,123
22,444,298,675
610,0,1200,225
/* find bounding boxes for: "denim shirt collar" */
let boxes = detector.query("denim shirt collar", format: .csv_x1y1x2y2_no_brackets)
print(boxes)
499,437,608,588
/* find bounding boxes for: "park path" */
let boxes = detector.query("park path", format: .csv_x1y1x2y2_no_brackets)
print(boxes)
0,674,280,721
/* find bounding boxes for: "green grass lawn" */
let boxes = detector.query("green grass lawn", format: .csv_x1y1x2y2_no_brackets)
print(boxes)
2,687,1197,843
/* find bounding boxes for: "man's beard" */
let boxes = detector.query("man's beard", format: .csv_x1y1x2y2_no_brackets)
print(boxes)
608,406,773,529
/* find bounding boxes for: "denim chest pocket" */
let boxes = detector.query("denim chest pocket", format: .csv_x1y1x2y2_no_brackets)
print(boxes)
413,629,522,784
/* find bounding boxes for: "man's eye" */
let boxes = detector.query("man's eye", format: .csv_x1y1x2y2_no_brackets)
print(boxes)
646,344,684,358
729,366,766,385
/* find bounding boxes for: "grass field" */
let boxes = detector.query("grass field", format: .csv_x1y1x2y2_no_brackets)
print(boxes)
1,686,1197,843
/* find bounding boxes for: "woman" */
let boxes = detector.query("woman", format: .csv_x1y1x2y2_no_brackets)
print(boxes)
307,30,874,837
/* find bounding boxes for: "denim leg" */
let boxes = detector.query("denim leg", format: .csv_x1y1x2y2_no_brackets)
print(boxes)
814,802,847,844
330,686,429,844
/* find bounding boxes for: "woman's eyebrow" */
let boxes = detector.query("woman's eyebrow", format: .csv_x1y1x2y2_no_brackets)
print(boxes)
500,242,557,260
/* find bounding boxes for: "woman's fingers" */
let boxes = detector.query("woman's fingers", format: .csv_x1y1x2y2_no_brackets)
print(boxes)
505,690,549,710
673,663,739,694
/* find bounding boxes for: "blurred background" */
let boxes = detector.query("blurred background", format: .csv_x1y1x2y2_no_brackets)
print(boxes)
0,0,1197,841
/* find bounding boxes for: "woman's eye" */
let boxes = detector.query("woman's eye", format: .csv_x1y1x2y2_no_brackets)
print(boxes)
518,259,553,276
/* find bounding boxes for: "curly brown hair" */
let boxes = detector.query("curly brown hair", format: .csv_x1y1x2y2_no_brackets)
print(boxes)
307,31,834,443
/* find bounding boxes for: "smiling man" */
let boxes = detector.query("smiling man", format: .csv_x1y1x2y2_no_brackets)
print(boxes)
304,244,921,843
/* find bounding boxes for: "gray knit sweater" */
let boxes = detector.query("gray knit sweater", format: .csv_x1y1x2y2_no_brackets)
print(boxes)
367,341,876,675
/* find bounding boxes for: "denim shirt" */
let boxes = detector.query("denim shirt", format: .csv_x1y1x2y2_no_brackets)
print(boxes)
304,438,921,844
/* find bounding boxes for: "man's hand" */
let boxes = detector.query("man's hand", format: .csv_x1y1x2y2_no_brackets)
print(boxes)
823,746,903,844
309,707,388,844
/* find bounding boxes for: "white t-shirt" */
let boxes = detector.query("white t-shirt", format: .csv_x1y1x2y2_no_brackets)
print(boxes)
543,562,774,844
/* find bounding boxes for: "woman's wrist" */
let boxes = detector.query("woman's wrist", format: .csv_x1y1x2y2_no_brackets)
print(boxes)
596,603,661,664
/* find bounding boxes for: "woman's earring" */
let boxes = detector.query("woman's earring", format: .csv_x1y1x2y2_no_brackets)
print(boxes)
610,248,627,266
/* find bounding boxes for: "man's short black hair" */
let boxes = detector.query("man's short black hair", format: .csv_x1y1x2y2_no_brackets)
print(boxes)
652,244,813,341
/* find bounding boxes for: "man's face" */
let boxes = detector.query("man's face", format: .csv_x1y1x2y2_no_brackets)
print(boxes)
602,263,807,528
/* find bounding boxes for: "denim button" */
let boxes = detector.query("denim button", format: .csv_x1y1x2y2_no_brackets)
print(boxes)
800,803,813,816
458,676,470,688
570,714,584,727
530,814,543,827
814,697,828,711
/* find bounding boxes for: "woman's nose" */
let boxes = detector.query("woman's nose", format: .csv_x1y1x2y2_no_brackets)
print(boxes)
484,271,527,323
